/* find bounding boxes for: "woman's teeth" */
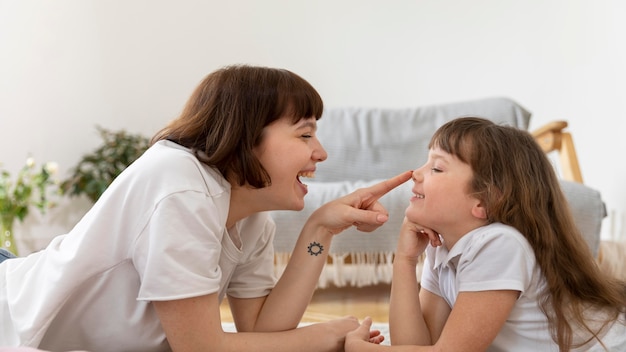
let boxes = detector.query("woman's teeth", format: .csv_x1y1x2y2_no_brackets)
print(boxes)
297,171,315,188
298,171,315,178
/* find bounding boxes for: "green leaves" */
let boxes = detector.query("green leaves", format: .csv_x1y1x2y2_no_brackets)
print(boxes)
61,126,150,202
1,125,150,223
0,158,59,224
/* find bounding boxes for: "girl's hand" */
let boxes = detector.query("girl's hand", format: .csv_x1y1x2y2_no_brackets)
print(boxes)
315,316,362,351
395,217,441,264
344,317,384,352
308,171,412,235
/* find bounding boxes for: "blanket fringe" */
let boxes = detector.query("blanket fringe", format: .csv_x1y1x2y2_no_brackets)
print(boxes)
274,251,425,288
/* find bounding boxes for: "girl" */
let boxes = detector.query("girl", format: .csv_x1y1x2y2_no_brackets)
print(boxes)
346,117,626,351
0,65,406,351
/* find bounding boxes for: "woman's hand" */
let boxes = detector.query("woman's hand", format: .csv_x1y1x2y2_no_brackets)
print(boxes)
307,171,412,235
395,217,441,265
314,316,363,351
344,317,384,352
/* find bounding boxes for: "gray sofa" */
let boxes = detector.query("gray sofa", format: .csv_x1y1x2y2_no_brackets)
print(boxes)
271,97,606,287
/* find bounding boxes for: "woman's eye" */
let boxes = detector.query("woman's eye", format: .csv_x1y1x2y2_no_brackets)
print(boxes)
301,134,312,139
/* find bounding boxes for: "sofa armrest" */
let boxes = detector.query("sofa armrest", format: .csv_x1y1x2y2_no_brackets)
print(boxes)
559,180,606,257
532,121,584,183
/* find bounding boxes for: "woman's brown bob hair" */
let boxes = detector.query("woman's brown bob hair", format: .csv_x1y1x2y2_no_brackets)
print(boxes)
151,65,324,188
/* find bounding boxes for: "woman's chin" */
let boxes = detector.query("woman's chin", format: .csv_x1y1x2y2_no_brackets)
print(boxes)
272,196,305,212
291,199,305,211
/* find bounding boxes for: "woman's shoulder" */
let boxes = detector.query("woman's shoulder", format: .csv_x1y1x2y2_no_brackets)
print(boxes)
140,140,208,172
122,140,229,195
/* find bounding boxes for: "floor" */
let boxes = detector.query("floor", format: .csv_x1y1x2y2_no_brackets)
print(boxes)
220,283,391,324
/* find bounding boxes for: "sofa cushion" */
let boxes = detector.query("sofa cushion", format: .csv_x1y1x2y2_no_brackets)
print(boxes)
314,97,531,183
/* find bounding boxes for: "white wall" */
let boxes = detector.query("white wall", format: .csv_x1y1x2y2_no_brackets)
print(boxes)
1,0,625,253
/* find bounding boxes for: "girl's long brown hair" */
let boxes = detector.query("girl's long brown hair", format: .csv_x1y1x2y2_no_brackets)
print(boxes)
151,65,324,188
431,117,625,350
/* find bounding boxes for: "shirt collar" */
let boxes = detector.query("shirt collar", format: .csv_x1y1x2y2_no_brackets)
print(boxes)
431,227,481,270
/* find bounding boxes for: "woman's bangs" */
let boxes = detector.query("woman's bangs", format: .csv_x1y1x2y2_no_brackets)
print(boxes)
276,75,324,123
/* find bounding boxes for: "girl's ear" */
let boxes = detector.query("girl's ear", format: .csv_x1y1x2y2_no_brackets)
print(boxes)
471,201,488,220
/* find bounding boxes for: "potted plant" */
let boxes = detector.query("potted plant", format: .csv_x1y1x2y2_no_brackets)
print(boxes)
0,158,59,255
61,126,150,203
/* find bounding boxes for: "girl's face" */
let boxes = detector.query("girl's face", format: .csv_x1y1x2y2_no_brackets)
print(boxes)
406,147,487,245
253,116,327,211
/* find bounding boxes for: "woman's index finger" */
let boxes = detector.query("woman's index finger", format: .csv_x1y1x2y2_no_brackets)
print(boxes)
366,170,412,199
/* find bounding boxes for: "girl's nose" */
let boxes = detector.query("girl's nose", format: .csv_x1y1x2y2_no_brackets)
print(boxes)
412,168,423,183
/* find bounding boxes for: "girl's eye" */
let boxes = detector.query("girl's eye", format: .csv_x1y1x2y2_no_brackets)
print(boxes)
431,167,443,173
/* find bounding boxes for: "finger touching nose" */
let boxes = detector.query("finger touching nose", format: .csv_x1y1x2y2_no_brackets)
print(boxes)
412,168,423,182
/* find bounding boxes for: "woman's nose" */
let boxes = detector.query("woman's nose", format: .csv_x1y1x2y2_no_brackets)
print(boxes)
313,140,328,162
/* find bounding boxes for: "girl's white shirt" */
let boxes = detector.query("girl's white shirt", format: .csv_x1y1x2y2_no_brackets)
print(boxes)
421,222,626,352
0,140,277,351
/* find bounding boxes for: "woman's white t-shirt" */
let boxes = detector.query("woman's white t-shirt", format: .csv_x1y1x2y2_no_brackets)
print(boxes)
0,140,277,351
420,222,626,352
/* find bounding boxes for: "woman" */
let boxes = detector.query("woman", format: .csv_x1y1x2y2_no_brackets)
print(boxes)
1,65,407,351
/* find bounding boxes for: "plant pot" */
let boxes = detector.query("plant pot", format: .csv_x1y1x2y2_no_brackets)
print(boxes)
0,214,18,256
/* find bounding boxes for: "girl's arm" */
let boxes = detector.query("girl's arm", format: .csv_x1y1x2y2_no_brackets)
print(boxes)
389,259,451,346
345,217,519,351
345,290,519,352
389,218,446,345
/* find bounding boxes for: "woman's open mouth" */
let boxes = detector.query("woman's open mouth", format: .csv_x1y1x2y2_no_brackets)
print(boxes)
297,171,315,188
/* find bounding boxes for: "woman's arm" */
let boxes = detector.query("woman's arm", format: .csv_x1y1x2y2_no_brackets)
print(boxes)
154,171,411,351
255,171,413,330
154,292,363,352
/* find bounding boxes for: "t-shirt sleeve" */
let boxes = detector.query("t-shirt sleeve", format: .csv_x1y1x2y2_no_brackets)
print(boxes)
420,245,442,296
226,215,277,299
457,230,535,293
133,191,228,301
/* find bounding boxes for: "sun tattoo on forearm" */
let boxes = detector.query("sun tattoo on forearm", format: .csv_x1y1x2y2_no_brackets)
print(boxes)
307,241,324,256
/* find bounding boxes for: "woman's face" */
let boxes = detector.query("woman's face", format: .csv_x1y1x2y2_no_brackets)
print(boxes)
253,116,327,211
406,147,486,242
